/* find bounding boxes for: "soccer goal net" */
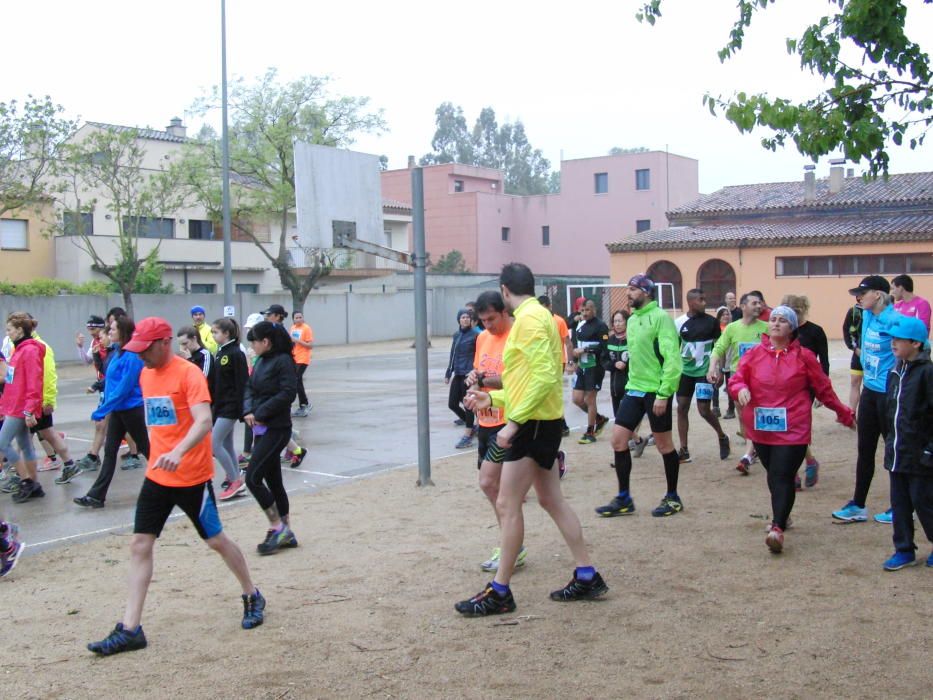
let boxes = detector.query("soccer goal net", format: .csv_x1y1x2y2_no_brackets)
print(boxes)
564,282,677,325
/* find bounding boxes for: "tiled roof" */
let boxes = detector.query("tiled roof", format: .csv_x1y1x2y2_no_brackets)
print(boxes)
382,198,411,212
606,212,933,253
670,172,933,217
85,122,187,143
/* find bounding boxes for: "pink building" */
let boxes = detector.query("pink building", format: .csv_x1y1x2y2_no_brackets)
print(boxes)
380,151,698,275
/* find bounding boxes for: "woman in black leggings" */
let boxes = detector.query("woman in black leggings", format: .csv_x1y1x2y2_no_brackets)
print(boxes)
243,321,298,555
729,305,855,554
74,316,150,508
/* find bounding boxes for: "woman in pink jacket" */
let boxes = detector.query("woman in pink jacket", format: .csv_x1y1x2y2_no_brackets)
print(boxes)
0,312,47,503
729,306,855,554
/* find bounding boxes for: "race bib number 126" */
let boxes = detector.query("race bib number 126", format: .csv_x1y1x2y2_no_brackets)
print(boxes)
145,396,178,427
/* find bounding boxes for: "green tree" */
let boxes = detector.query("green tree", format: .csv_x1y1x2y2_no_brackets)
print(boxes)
430,249,468,274
421,104,556,195
637,0,932,176
0,95,75,217
54,127,183,316
175,68,386,314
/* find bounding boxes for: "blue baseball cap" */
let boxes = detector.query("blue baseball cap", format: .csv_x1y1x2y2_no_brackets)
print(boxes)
190,305,206,315
889,315,930,347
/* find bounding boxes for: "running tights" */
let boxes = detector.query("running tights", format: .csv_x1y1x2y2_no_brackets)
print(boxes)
87,406,150,502
754,443,808,530
853,388,888,508
245,427,291,517
212,417,240,482
0,417,34,465
296,363,309,407
448,375,474,429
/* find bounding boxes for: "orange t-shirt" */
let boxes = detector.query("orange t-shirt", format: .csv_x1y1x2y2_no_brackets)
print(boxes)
553,314,569,363
473,328,509,428
290,323,314,365
141,355,214,488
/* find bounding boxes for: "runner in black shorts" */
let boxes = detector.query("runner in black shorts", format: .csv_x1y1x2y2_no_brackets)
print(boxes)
87,317,266,657
597,275,684,519
571,300,610,444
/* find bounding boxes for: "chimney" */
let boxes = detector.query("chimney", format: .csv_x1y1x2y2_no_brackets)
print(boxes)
846,167,855,178
803,164,816,202
829,158,845,194
407,155,416,169
166,117,186,139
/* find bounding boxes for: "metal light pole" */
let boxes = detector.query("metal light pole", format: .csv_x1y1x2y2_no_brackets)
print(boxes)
220,0,234,316
412,167,433,486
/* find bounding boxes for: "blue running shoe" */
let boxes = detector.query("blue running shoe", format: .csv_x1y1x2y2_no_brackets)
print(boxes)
873,509,893,524
882,551,917,571
87,623,147,656
832,501,867,522
927,551,933,568
242,589,266,629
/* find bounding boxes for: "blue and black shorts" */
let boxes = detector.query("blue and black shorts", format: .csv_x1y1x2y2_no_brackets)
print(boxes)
134,477,223,540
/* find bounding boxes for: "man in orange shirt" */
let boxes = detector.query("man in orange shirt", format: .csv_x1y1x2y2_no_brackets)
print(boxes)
88,318,265,656
290,311,314,417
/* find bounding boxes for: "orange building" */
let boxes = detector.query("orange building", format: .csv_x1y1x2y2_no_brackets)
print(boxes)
607,166,933,339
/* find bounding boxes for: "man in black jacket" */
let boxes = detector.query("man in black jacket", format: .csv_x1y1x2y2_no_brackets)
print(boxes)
881,316,933,571
572,299,610,444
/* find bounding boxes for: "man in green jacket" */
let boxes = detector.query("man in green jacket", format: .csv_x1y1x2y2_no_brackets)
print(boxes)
596,274,684,518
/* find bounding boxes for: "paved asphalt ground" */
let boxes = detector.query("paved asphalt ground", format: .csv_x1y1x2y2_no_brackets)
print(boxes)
11,346,585,554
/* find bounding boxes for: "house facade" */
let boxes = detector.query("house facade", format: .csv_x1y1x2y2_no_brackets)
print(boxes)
607,165,933,339
1,204,57,285
380,150,699,277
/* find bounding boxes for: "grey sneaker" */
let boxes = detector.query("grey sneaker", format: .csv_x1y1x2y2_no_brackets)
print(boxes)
55,462,84,485
75,454,101,473
291,406,310,418
629,437,648,458
0,475,21,494
120,455,142,471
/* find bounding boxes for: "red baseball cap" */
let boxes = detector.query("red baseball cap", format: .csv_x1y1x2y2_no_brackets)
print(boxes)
573,296,587,311
123,317,173,353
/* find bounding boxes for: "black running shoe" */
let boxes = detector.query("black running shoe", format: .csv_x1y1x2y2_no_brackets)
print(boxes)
454,583,516,616
594,495,636,517
550,572,609,601
87,623,147,656
242,589,266,629
677,447,692,463
718,435,731,460
74,495,105,509
594,414,609,436
12,479,44,504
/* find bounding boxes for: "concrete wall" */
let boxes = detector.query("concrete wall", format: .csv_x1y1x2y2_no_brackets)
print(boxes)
0,283,501,365
609,240,933,339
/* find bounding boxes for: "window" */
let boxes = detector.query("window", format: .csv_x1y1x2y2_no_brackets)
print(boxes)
696,259,737,307
635,169,650,190
63,212,94,236
646,259,683,309
775,253,933,277
453,179,464,193
594,172,608,194
124,216,174,239
0,219,28,250
542,225,550,246
501,227,510,242
188,219,214,240
636,219,651,233
190,283,216,294
235,283,259,293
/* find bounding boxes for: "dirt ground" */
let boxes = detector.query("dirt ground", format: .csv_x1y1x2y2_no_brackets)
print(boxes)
2,367,931,700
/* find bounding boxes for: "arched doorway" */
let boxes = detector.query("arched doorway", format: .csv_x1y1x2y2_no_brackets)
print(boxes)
696,259,736,309
646,260,683,310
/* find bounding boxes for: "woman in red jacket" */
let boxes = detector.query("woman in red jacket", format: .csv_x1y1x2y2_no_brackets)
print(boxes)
729,305,855,554
0,312,47,503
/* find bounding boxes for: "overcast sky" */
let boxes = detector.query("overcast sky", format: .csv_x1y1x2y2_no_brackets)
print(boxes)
5,0,931,193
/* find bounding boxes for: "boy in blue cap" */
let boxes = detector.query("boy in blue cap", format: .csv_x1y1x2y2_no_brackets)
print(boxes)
190,305,218,353
881,315,933,570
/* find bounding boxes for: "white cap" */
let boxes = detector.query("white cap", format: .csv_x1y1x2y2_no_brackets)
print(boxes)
244,312,263,329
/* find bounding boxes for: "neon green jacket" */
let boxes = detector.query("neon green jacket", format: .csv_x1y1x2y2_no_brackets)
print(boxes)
711,319,769,373
624,301,682,399
490,297,563,423
197,323,218,354
34,334,58,409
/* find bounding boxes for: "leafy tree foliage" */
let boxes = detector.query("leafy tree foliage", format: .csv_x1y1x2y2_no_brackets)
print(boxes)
637,0,932,175
175,69,386,313
421,103,556,195
54,127,181,316
0,95,75,217
430,249,468,274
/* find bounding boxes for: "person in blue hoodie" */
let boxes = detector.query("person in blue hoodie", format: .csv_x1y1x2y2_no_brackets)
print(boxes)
446,308,481,449
74,316,149,508
833,276,902,523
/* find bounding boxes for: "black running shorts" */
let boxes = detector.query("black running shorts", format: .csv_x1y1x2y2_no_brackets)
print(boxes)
29,412,53,435
505,418,563,470
134,477,223,540
850,351,863,375
572,367,604,392
615,391,673,434
676,374,715,401
477,424,505,468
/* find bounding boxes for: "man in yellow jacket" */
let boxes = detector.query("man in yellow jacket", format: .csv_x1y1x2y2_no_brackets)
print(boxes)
190,306,218,354
455,263,608,617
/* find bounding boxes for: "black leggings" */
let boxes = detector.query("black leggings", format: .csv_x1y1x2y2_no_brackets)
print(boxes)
448,375,474,429
854,388,888,507
296,363,309,407
245,427,292,516
610,386,624,419
754,443,808,530
87,406,150,503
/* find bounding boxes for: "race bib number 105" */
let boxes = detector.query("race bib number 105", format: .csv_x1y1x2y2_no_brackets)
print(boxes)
145,396,178,427
754,407,787,432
